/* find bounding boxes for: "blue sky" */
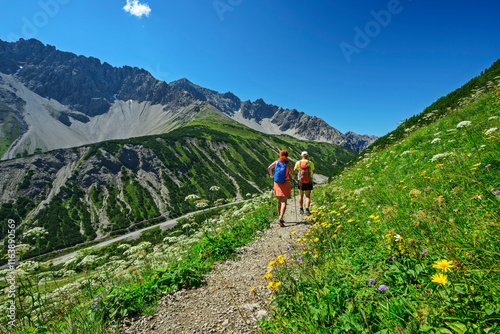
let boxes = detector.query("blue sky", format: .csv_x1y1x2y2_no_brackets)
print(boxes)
1,0,499,136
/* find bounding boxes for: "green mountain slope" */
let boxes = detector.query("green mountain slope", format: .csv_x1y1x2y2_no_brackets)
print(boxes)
0,112,356,262
261,71,500,332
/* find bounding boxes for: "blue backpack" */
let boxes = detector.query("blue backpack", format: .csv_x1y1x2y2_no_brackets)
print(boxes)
274,161,288,183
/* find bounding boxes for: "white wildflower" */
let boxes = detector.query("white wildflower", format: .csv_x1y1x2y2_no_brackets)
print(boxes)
117,244,131,249
123,242,152,256
430,152,454,162
431,138,441,144
456,121,472,128
163,236,177,243
15,244,33,250
196,202,208,209
185,194,200,201
488,116,498,120
24,227,49,239
485,128,498,136
17,260,39,271
10,269,28,278
0,269,10,277
63,270,77,277
63,256,79,267
78,255,97,267
434,132,441,136
209,186,221,192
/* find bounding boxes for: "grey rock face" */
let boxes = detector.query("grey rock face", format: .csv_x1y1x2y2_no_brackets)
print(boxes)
0,39,198,117
344,131,379,152
0,148,80,202
170,79,377,153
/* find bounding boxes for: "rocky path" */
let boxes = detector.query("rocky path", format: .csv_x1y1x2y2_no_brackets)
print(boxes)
121,195,310,334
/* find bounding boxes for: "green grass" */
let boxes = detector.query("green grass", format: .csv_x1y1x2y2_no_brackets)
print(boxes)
258,85,500,333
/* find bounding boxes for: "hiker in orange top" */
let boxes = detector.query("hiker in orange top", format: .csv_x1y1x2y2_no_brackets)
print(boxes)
294,151,315,215
268,150,296,227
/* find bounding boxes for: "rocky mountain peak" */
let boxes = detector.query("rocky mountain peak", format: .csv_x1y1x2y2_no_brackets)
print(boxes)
0,38,377,156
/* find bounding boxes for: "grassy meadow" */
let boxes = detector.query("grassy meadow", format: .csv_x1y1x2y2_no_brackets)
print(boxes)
259,85,500,333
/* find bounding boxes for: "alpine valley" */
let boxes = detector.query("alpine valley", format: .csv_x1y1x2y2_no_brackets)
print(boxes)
0,38,373,260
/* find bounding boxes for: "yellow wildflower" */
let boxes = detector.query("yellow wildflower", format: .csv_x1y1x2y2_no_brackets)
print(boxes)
291,231,297,234
432,259,454,272
431,273,449,285
249,287,255,292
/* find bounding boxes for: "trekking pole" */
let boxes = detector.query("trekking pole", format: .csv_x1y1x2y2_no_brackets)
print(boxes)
310,171,314,211
294,179,298,222
270,174,274,224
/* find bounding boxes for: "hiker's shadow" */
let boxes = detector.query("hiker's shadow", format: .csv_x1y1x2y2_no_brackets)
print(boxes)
286,219,310,226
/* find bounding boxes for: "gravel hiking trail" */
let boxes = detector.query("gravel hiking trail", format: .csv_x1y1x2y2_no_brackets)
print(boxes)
120,193,311,334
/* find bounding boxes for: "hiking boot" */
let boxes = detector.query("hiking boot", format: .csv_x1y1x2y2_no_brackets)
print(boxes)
278,217,286,227
299,208,305,215
305,208,311,215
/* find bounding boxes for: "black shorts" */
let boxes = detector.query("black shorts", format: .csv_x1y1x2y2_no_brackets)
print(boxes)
298,182,313,191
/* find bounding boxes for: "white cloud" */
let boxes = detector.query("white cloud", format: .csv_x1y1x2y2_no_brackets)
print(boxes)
123,0,151,18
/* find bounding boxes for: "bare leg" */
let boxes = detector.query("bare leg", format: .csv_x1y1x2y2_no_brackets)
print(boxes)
298,190,304,208
276,196,282,216
305,190,311,208
280,197,288,217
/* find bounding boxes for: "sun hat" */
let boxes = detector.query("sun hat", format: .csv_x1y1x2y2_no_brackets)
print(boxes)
301,151,308,157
